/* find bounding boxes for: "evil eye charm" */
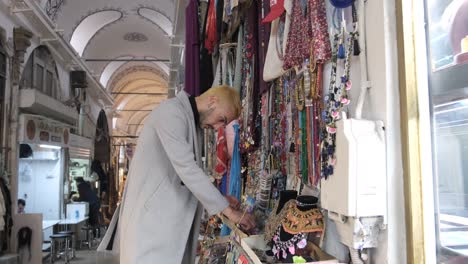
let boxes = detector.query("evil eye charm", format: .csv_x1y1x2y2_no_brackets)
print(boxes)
346,80,352,90
326,126,337,134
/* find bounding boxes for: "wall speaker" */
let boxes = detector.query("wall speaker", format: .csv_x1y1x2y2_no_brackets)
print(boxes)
70,70,87,89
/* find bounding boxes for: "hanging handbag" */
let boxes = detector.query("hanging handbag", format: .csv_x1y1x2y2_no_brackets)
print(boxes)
263,0,292,82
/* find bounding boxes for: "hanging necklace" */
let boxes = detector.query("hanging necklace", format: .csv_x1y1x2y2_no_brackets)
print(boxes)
271,226,307,260
321,28,357,178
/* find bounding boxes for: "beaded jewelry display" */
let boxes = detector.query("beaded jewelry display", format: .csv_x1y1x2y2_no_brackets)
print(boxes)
240,17,256,152
321,30,357,179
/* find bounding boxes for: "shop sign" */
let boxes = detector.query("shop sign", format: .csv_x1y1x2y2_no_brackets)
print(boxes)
19,114,70,147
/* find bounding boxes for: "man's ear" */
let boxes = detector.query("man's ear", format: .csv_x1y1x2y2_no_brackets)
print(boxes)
208,95,218,108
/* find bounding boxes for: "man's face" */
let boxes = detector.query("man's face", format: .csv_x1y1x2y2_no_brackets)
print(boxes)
199,99,234,130
18,204,24,213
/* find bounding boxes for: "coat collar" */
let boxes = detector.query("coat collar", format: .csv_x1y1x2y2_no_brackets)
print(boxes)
176,91,195,121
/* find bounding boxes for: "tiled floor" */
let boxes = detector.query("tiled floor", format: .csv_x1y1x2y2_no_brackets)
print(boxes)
50,249,98,264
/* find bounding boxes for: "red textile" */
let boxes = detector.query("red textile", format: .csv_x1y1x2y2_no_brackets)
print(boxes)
205,0,217,54
214,128,228,179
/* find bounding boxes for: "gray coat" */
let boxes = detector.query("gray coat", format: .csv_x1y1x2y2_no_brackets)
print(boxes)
116,91,229,263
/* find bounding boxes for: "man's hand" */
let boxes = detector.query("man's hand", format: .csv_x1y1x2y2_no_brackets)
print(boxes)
222,206,256,233
225,195,240,210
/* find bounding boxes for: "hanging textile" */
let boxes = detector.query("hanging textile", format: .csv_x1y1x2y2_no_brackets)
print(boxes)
229,124,241,200
258,0,272,94
214,128,228,186
205,0,218,54
221,123,241,236
200,0,214,94
309,0,332,62
240,1,261,153
283,0,312,70
233,24,244,92
184,0,201,96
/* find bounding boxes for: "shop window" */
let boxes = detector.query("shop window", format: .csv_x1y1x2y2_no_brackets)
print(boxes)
20,45,61,100
425,0,468,261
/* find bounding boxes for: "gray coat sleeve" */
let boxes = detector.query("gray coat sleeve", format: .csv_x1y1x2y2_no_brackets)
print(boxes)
152,104,229,215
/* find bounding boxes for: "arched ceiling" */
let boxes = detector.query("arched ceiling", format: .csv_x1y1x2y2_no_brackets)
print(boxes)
44,0,175,139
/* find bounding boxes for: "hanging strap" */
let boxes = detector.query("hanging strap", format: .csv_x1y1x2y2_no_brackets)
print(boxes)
354,0,371,119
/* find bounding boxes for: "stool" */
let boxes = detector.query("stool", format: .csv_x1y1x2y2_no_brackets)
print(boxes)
49,233,71,264
58,231,75,259
81,226,94,249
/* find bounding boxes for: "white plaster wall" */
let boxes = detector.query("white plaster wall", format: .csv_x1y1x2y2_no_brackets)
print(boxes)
319,0,406,263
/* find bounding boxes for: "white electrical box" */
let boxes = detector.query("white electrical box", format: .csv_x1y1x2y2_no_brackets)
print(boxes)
321,115,386,219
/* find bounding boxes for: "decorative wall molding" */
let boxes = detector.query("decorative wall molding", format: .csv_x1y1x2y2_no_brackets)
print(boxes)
123,32,148,42
136,6,173,35
13,27,33,85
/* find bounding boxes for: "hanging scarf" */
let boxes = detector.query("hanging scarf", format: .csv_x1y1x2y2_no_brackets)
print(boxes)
229,124,241,200
205,0,217,54
214,128,228,183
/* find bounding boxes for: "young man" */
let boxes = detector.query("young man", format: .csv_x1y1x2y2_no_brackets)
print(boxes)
103,86,255,263
18,199,26,214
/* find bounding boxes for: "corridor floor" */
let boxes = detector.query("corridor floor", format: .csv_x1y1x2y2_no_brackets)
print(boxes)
51,249,98,264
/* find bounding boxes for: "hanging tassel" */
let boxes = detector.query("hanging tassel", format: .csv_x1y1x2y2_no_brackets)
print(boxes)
353,37,361,56
351,3,361,56
337,43,345,59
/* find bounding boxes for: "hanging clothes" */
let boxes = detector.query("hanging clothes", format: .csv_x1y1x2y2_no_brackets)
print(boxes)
258,0,271,94
200,0,214,94
205,0,218,54
184,0,201,96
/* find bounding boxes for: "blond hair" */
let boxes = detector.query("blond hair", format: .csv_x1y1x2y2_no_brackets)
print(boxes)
202,85,242,118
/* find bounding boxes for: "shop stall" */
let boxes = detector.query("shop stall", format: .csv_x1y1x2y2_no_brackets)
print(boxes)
17,114,70,220
191,0,386,263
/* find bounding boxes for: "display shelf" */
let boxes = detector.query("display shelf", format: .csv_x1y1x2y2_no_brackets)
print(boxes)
19,158,59,161
431,62,468,97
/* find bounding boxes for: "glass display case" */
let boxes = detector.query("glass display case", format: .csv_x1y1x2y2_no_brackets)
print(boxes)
426,0,468,261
